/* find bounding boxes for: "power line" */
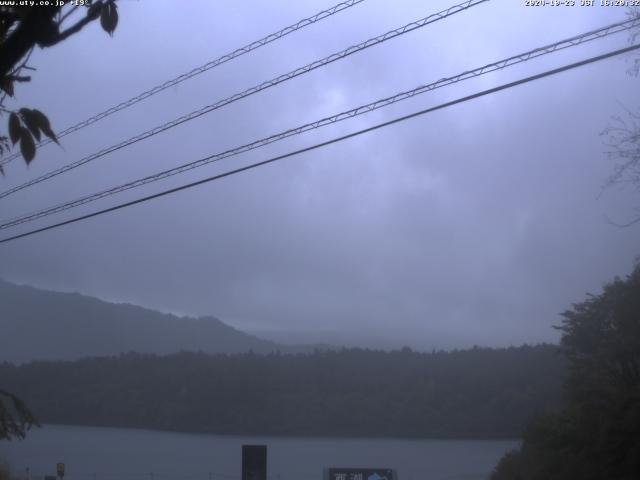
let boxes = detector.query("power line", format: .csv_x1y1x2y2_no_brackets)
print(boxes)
0,0,489,199
1,43,638,245
1,17,637,231
0,0,367,167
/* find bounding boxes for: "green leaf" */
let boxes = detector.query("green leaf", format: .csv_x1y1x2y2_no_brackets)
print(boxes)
100,1,118,36
30,109,58,144
8,113,22,145
19,108,42,142
0,78,14,97
19,129,36,165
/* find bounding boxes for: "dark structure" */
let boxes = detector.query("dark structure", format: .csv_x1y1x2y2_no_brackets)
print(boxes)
242,445,267,480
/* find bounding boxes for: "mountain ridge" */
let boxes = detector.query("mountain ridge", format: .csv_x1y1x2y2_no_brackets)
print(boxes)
0,278,296,363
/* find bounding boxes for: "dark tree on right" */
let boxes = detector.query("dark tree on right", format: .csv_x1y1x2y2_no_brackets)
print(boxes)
491,262,640,480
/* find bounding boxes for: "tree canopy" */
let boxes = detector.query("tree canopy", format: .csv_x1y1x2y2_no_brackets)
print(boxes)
491,262,640,480
0,344,564,439
0,0,119,168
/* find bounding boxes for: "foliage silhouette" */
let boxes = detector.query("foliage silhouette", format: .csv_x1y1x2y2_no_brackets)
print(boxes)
491,263,640,480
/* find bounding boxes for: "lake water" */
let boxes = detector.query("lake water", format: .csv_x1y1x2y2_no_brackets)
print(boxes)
0,425,518,480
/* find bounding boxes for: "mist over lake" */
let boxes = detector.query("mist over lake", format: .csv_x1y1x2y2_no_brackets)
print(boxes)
0,425,519,480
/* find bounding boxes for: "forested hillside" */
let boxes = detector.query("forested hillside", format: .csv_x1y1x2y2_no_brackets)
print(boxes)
0,279,286,362
0,345,564,438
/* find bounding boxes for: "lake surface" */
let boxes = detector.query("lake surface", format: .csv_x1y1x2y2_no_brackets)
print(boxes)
0,425,519,480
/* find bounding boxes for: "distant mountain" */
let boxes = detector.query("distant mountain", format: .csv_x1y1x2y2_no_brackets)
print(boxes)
0,278,288,363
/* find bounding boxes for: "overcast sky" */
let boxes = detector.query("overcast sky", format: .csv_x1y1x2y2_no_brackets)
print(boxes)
1,0,639,349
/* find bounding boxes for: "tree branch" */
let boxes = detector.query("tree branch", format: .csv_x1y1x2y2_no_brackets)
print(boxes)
41,8,100,47
0,7,59,78
0,2,106,77
0,388,38,440
6,75,31,82
58,5,80,26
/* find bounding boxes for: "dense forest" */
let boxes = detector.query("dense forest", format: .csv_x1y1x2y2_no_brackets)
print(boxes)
492,264,640,480
0,345,563,439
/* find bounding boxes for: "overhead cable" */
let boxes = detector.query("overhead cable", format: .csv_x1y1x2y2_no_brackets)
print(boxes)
1,42,638,244
1,17,637,231
0,0,489,199
0,0,368,167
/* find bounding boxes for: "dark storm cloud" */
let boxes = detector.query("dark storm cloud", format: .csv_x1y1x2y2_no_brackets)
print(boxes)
1,0,639,349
